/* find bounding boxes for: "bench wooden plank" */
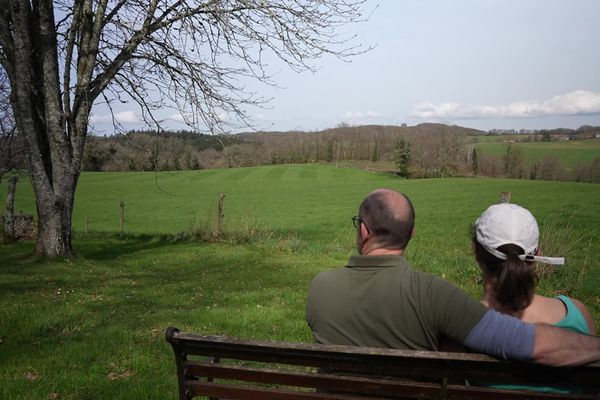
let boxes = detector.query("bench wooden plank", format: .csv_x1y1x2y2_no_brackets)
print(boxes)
187,362,443,397
188,381,382,399
185,363,597,400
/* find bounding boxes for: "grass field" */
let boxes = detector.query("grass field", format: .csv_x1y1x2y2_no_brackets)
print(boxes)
475,138,600,170
1,164,600,399
473,134,531,143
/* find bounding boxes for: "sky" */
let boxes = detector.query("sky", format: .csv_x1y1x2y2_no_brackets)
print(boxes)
90,0,600,134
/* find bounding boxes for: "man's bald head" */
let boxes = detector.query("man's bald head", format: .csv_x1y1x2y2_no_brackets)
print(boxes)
358,189,415,251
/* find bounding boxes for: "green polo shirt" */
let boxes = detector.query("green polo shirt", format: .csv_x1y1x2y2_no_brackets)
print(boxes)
306,255,487,350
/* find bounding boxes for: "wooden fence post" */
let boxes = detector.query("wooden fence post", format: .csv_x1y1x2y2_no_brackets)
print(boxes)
499,191,512,203
85,217,89,236
120,201,125,239
215,193,225,239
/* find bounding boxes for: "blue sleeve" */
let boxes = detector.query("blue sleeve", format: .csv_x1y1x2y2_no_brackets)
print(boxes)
464,310,535,361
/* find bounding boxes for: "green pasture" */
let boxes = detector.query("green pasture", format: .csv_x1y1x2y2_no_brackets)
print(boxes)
475,138,600,170
473,134,530,143
1,164,600,399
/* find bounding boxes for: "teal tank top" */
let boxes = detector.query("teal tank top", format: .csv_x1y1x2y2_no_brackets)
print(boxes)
485,296,590,393
553,295,590,335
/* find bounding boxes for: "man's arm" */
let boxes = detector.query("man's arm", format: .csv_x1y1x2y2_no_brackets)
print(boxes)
464,310,600,366
427,276,599,365
533,323,600,366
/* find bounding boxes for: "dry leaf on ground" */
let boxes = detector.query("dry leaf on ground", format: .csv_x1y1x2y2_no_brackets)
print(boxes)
106,368,135,380
25,370,39,380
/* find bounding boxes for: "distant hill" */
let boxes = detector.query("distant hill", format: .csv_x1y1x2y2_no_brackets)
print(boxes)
239,123,486,140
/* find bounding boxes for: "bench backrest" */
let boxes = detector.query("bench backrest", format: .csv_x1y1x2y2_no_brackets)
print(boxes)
165,327,600,400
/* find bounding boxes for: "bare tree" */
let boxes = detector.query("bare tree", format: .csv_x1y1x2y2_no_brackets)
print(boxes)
503,141,524,178
0,68,20,183
4,175,18,240
0,0,370,257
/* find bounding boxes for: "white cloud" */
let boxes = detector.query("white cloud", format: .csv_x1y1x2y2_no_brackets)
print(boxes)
216,112,229,122
343,110,384,119
90,111,142,124
411,90,600,120
168,113,190,123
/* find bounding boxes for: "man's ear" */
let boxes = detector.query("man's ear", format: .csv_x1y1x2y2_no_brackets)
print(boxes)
535,248,541,256
410,227,415,237
360,222,370,240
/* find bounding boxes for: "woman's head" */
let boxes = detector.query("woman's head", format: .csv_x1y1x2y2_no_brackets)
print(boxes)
473,204,539,313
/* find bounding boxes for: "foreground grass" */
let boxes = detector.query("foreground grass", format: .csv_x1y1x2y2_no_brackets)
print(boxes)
1,237,345,399
1,166,600,399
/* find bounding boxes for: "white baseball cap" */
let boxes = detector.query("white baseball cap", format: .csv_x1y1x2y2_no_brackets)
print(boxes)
475,203,565,265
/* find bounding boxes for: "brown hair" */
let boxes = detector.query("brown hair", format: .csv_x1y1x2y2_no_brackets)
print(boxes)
473,238,537,313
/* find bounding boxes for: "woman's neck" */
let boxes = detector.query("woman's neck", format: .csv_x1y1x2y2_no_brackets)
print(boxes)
481,282,525,319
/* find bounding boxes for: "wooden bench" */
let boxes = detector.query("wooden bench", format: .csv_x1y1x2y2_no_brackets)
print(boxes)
165,327,600,399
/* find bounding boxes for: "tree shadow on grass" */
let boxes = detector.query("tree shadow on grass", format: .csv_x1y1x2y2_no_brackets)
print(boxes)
77,234,178,261
0,234,179,267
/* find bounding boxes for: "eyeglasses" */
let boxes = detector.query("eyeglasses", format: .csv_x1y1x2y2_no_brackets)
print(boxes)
353,215,368,229
352,216,370,234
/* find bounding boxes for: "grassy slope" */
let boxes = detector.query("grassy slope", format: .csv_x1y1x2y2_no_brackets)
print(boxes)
1,164,600,399
475,138,600,170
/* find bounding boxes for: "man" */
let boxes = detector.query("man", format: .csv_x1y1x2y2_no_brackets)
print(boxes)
307,189,600,366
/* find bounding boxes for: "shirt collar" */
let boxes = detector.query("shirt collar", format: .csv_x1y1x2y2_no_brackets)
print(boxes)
346,254,409,268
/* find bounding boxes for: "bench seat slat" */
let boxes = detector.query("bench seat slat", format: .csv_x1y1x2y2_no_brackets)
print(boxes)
186,378,598,400
187,381,385,400
186,363,599,400
187,361,444,397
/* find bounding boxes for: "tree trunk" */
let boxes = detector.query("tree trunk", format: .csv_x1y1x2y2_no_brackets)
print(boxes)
33,182,74,257
2,0,82,257
4,175,18,239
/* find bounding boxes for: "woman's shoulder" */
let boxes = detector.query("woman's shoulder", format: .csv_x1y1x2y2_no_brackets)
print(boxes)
521,295,566,325
565,296,596,335
539,295,596,335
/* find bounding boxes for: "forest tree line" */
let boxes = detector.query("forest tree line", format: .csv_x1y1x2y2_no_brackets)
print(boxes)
75,123,599,183
81,123,481,177
3,123,599,183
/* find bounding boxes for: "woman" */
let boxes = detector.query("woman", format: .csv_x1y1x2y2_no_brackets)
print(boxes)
473,203,595,392
474,203,595,335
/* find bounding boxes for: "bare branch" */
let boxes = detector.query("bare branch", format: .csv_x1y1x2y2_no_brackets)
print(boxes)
84,0,370,132
101,0,127,29
0,5,15,74
62,1,83,120
0,66,23,179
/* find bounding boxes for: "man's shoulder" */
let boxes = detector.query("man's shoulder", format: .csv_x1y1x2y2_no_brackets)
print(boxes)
406,267,471,300
309,266,347,285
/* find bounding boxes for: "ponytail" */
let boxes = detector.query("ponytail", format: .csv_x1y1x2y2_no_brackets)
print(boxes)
474,240,537,313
